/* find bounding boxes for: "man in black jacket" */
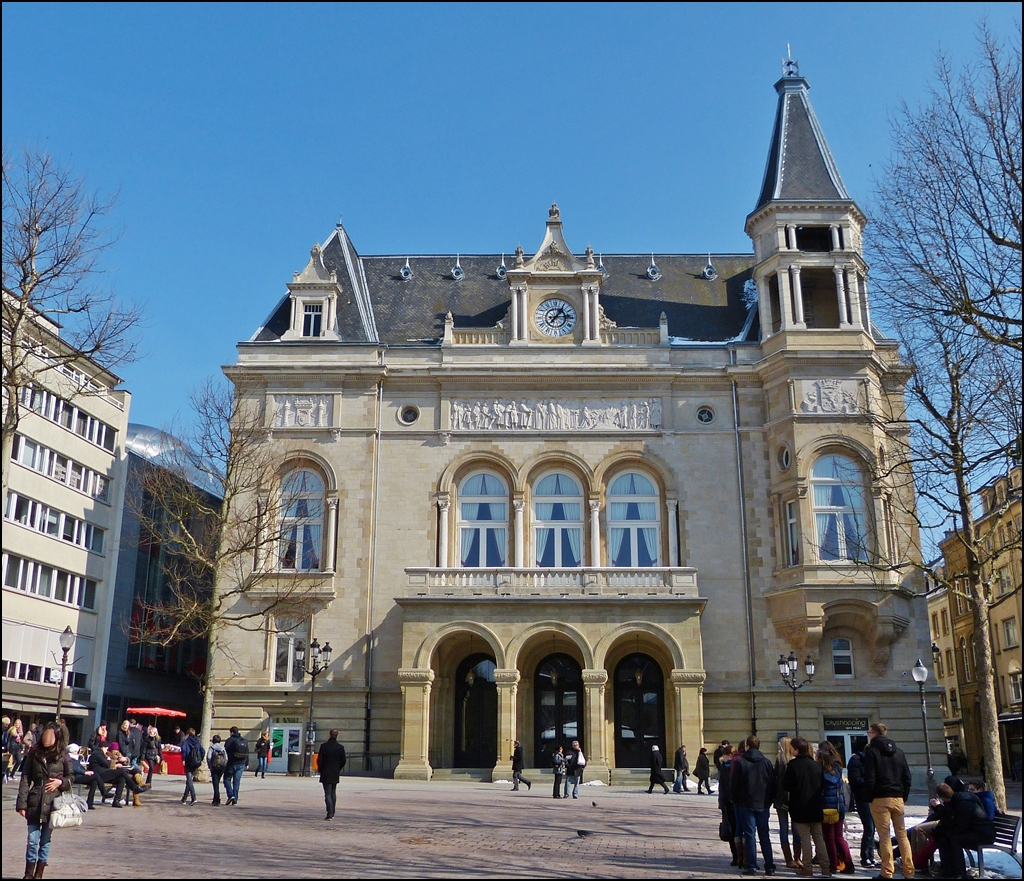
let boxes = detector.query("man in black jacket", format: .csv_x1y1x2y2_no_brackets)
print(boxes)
782,736,831,877
846,744,877,868
861,722,914,880
223,726,249,806
510,740,531,792
731,735,777,876
647,744,669,794
673,744,690,793
316,729,346,820
932,781,996,879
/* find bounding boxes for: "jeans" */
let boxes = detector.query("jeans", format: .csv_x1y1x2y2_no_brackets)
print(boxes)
937,829,988,879
511,769,530,790
323,782,337,818
553,773,564,798
777,808,802,851
673,769,689,792
822,817,854,872
183,769,197,803
870,797,914,879
735,805,775,871
697,774,711,794
224,762,246,803
257,756,268,777
26,822,53,863
211,770,223,803
564,773,580,798
855,797,876,863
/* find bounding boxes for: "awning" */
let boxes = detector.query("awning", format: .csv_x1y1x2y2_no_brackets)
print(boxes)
2,700,91,717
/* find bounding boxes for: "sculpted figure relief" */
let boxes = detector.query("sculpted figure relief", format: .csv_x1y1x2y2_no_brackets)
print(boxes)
272,395,333,429
451,398,663,431
800,380,860,414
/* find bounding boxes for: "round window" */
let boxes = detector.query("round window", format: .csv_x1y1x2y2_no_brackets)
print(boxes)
398,405,420,425
778,446,792,471
695,406,715,425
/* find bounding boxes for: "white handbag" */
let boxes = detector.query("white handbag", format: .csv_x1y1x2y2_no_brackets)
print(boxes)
49,792,85,829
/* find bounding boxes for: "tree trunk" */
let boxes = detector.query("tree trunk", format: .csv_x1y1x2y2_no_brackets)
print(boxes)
970,574,1007,811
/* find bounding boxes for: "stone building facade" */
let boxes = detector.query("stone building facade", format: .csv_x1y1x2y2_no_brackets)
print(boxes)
212,65,942,783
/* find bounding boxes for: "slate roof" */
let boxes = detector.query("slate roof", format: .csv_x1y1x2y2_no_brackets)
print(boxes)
754,74,850,211
251,244,757,346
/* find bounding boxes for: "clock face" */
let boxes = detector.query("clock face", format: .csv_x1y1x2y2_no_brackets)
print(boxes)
535,299,577,337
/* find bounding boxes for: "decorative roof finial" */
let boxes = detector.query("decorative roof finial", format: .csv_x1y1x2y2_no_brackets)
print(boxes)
515,245,525,268
549,203,560,221
496,253,507,280
782,44,799,78
400,257,413,281
597,253,608,279
585,245,595,269
702,254,718,281
647,254,661,281
336,214,344,228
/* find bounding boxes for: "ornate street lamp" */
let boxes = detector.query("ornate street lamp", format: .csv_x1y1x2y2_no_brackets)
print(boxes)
912,658,936,798
778,651,815,736
55,626,75,725
297,638,333,777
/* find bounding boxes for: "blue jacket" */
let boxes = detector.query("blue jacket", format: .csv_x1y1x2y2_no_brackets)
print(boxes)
822,767,845,814
182,734,204,770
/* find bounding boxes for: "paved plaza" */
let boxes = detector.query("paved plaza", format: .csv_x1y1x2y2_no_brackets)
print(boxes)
2,773,1020,879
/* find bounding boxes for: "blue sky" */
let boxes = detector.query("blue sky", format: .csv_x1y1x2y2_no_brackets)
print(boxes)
3,2,1021,430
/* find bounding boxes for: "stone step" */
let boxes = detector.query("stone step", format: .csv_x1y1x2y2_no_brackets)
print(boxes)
430,768,492,782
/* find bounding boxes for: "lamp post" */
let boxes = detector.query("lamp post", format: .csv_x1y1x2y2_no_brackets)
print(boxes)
297,638,332,777
777,651,815,736
54,626,75,725
912,658,936,799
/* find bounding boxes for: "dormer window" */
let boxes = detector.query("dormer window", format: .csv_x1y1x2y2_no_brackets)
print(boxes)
303,303,323,337
794,226,833,252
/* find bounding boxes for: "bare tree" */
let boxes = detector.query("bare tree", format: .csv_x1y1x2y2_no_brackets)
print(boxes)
871,25,1022,355
2,149,142,490
130,378,328,758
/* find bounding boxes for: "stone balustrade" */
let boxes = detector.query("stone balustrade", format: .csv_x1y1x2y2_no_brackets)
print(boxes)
404,567,699,597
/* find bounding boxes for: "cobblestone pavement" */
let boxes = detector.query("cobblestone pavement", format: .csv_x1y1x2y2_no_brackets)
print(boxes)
0,772,1001,879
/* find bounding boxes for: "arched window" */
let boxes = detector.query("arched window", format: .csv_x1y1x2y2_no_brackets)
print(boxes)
458,472,508,567
279,469,324,571
608,472,660,567
831,637,854,678
811,454,868,562
533,472,583,567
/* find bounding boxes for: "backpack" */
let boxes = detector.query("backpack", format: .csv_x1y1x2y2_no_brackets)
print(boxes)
208,748,227,772
230,736,249,762
186,740,205,770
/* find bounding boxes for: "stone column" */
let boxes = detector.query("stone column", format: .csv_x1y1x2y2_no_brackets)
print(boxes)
871,484,889,563
777,270,794,331
834,266,850,327
582,287,592,341
756,275,773,339
670,670,706,759
394,668,435,780
492,669,520,781
514,499,525,568
589,499,601,567
666,499,679,567
582,669,610,782
510,287,519,340
591,286,601,341
437,496,450,567
519,287,528,340
790,265,806,327
324,498,339,573
255,492,270,570
846,267,863,330
786,224,797,250
830,224,841,251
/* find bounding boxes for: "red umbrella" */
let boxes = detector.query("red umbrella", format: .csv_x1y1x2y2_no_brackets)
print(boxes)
126,706,188,726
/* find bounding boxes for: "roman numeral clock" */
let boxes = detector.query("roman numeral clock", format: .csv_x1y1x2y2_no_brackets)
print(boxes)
534,298,577,337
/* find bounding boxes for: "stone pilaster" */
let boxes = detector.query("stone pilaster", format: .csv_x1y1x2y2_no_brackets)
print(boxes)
394,668,434,780
670,669,706,757
582,669,610,782
492,668,520,781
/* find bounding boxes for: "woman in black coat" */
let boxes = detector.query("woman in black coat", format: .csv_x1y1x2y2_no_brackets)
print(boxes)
694,747,711,794
16,722,73,879
141,726,162,785
647,744,669,794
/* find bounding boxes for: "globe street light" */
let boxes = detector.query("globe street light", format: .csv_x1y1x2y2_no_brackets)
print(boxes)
55,626,75,725
778,651,816,736
912,658,936,798
296,638,333,777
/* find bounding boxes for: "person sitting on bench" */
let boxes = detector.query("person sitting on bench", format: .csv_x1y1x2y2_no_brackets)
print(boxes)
932,781,996,879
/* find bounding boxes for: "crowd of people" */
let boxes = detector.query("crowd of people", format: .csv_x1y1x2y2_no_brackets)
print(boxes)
4,712,1006,879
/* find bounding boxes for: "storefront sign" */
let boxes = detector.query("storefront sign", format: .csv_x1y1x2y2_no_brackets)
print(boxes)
823,716,868,732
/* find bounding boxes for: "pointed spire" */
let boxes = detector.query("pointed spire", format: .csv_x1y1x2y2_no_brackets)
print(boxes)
754,63,850,211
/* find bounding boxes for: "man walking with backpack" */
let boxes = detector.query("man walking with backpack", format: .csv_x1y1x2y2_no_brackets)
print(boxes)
223,726,250,806
180,728,204,806
206,734,228,805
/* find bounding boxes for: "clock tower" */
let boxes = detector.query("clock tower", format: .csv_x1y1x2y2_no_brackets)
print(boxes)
504,203,606,345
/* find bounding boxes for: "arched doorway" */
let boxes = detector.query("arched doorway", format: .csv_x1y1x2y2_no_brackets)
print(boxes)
614,653,666,768
533,653,583,769
454,653,497,768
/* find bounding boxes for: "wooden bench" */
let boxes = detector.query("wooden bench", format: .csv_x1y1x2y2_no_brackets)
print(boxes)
969,813,1023,878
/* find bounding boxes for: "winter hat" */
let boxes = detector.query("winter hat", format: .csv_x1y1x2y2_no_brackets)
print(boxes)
109,742,120,751
652,744,659,750
68,744,81,758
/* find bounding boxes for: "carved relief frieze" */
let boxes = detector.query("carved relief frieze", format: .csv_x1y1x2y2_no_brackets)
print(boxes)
450,398,663,431
799,380,860,414
271,394,333,429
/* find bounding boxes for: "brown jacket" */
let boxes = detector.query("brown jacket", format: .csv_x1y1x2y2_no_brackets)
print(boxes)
16,748,73,825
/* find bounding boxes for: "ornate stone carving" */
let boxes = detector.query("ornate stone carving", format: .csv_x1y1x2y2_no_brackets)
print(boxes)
800,380,859,414
582,669,609,686
272,394,332,429
536,242,572,272
397,668,435,687
670,670,707,686
493,669,521,686
450,397,663,432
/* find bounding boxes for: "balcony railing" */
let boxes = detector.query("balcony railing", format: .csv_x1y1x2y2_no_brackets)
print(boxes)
404,567,699,597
